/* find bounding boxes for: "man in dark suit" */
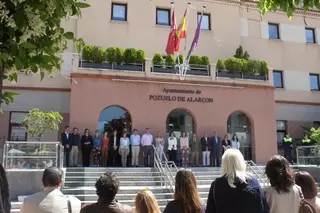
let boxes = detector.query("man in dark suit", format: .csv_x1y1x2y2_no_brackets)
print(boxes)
201,132,211,167
61,126,71,167
211,131,221,167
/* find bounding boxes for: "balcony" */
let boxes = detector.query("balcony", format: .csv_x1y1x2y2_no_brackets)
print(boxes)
72,54,273,87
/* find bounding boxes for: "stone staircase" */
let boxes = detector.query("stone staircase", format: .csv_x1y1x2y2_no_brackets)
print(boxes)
9,166,320,212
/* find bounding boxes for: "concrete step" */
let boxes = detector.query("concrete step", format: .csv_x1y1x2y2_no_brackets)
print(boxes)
64,180,166,187
66,171,161,177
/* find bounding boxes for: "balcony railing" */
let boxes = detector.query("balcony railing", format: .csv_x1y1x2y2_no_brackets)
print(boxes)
151,64,210,76
216,71,268,81
79,60,145,72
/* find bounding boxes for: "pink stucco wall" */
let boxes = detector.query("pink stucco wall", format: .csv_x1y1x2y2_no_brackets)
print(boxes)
69,76,278,164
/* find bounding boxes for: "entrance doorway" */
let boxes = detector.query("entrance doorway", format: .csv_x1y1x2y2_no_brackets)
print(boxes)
227,111,252,160
166,108,195,138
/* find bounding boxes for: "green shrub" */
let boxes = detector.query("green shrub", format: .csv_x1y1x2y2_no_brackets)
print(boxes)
243,51,250,60
175,54,184,64
165,55,175,66
91,46,106,64
260,61,268,75
136,49,146,64
152,53,164,66
241,59,249,74
247,60,261,75
201,56,210,65
105,47,124,64
216,59,225,71
124,48,137,64
115,47,124,64
82,45,93,61
234,45,244,59
189,55,202,65
224,57,242,73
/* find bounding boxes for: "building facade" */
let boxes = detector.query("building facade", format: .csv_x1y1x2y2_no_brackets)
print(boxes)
1,0,320,164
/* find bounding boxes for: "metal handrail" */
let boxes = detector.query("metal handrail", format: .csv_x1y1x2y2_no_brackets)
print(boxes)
296,145,320,165
161,149,178,172
153,145,174,192
246,160,269,187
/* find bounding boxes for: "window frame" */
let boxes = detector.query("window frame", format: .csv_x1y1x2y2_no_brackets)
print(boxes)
273,70,284,88
197,13,211,30
276,120,287,145
8,111,28,141
305,28,316,44
156,8,171,26
268,23,280,39
111,2,127,22
309,73,320,91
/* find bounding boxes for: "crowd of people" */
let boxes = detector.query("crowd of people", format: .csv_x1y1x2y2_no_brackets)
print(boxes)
0,149,312,213
60,126,243,168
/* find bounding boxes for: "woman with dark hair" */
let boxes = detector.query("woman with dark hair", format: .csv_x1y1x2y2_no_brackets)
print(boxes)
81,129,93,167
92,130,102,167
164,170,205,213
295,171,320,213
109,129,119,167
265,155,301,213
0,164,10,213
221,134,231,155
231,134,240,150
167,132,177,163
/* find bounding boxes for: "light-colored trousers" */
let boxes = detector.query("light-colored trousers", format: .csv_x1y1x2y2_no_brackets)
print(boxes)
120,148,128,167
69,146,79,166
190,151,199,166
132,146,140,166
202,151,210,166
156,144,163,161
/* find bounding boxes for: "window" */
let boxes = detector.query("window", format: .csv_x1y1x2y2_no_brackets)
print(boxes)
111,3,127,21
198,13,211,30
268,23,280,39
156,8,170,26
313,121,320,127
273,71,284,88
310,74,320,90
305,28,316,44
276,120,287,144
9,112,28,141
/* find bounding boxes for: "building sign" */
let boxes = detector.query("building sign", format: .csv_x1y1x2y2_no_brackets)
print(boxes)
149,88,214,103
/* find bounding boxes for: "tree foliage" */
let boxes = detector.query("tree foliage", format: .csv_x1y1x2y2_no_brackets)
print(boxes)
0,0,90,108
310,127,320,145
21,108,63,141
258,0,319,17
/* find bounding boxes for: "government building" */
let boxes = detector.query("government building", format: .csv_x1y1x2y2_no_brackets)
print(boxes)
1,0,320,164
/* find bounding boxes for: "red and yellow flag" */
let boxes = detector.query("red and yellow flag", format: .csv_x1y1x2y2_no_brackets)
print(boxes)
174,10,187,52
165,10,177,55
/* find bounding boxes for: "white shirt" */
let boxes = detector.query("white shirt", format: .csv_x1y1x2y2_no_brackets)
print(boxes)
65,132,69,139
168,137,177,150
120,137,129,148
141,133,153,146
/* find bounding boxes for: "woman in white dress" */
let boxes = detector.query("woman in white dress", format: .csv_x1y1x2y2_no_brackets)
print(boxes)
167,132,177,163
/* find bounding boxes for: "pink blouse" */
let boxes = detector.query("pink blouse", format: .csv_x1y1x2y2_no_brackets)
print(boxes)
180,137,189,149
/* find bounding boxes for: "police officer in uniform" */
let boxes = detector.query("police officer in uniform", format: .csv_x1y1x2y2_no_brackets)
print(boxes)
283,133,293,164
302,134,312,164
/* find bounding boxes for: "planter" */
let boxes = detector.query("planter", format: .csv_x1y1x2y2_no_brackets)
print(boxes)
188,67,210,76
151,66,178,74
216,72,242,78
79,61,144,72
243,74,267,81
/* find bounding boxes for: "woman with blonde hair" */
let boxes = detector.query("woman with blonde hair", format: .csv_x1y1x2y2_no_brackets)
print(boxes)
155,131,164,161
135,189,161,213
206,149,269,213
164,170,205,213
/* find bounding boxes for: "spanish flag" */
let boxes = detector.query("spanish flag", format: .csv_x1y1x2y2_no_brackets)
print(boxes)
174,10,187,52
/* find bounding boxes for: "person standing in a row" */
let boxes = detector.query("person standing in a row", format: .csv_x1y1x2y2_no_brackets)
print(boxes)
101,132,109,167
231,134,240,150
110,130,118,167
61,126,71,167
141,128,154,167
130,129,141,167
70,127,80,167
180,132,189,168
221,134,231,155
167,132,177,163
92,130,102,167
283,133,293,164
190,133,200,167
155,131,164,162
119,132,130,167
81,129,93,167
211,131,221,167
201,132,211,167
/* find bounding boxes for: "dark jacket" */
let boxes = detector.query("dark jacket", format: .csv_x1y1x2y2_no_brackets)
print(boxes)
211,136,221,153
221,140,232,155
81,135,93,150
164,199,206,213
61,132,71,149
80,200,132,213
201,137,212,152
0,164,10,213
71,133,81,147
206,176,269,213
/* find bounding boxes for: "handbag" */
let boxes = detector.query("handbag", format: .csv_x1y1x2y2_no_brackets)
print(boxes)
298,187,316,213
66,195,72,213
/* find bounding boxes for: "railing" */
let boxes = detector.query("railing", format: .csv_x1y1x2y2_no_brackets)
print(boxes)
3,141,64,170
151,63,211,76
153,145,176,193
296,145,320,166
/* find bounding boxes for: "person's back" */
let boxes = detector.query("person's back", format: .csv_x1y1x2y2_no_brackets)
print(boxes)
80,172,132,213
20,167,81,213
21,189,81,213
264,184,301,213
206,176,268,213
